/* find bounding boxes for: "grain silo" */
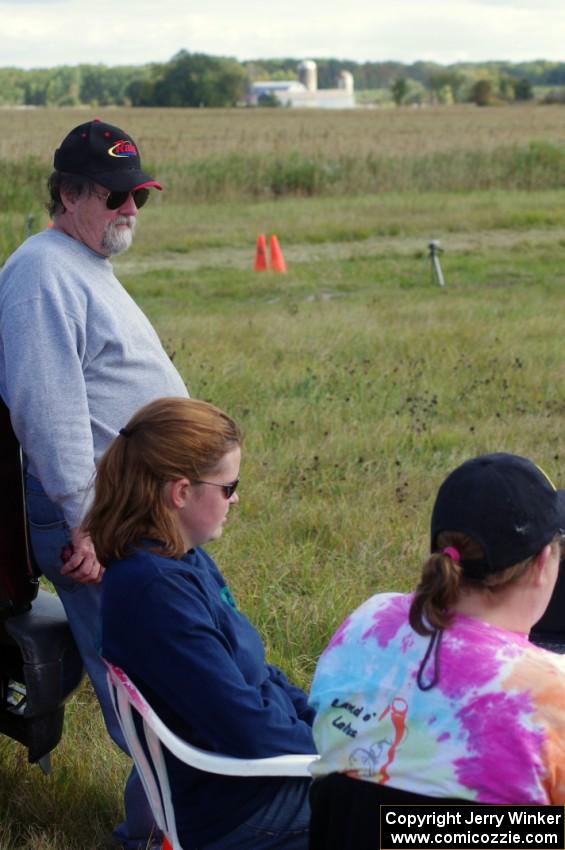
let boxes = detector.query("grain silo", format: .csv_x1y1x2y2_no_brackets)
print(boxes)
338,70,354,94
298,60,317,92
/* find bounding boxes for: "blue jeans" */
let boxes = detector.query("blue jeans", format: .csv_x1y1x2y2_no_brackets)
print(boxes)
200,779,310,850
25,474,157,849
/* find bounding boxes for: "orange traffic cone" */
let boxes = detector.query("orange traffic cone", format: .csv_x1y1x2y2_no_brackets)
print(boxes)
253,234,268,271
269,235,287,273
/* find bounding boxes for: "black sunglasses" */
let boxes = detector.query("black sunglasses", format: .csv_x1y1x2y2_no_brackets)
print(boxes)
192,477,240,499
96,187,150,211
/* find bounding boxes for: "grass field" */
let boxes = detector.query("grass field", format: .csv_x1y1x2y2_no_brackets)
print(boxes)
1,105,565,848
3,104,565,237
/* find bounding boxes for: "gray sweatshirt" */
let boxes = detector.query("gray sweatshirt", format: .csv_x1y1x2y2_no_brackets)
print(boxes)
0,228,188,527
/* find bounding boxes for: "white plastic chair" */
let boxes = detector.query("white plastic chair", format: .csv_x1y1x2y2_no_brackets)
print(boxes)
105,660,319,850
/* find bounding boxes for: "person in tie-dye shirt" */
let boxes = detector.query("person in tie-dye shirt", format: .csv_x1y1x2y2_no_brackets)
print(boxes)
308,453,565,849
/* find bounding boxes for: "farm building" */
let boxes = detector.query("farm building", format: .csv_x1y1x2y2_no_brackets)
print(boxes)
247,60,355,109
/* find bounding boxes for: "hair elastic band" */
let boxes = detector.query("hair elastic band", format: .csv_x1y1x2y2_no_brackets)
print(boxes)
442,546,461,562
416,628,443,691
119,427,132,438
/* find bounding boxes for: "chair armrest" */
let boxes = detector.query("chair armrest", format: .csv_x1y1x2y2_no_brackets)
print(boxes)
106,660,319,777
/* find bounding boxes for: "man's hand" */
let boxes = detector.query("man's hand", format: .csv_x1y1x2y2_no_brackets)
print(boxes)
60,528,105,584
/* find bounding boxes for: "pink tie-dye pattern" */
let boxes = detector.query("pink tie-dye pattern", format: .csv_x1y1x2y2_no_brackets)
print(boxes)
454,690,546,803
362,595,408,648
437,617,519,700
311,592,565,805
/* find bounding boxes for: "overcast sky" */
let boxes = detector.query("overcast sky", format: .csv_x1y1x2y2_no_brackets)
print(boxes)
1,0,564,69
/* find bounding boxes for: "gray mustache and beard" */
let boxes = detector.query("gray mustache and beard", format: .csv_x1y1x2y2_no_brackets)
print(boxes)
101,215,137,256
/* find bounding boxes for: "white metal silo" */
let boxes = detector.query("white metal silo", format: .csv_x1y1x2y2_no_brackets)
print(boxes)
338,70,354,93
298,60,317,92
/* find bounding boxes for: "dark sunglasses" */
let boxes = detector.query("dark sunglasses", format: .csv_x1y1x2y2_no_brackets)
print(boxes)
192,477,240,499
96,187,150,210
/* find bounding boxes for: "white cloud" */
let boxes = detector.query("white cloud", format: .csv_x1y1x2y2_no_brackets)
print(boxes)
1,0,565,67
0,0,68,4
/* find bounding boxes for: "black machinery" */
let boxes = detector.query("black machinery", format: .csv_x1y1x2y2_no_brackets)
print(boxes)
0,398,83,773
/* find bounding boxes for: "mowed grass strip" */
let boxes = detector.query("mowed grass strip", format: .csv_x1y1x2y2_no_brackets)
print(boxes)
4,188,565,265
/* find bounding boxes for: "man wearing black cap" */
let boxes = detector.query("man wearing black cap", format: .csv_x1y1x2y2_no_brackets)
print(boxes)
0,119,188,849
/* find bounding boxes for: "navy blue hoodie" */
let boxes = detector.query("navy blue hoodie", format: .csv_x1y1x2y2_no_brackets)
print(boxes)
101,545,315,847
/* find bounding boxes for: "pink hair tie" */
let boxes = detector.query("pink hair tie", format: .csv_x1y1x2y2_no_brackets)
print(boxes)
442,546,461,562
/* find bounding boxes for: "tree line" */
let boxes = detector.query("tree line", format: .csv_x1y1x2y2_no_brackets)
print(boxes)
1,51,565,108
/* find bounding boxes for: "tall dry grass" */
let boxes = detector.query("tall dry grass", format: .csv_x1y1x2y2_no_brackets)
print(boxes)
2,104,565,162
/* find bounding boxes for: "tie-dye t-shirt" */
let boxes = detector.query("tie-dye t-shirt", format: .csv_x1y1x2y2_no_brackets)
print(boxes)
309,592,565,803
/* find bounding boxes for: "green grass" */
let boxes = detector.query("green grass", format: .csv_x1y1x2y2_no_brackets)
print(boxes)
3,233,565,849
119,232,565,661
3,141,565,223
2,106,565,848
5,187,565,266
118,231,565,683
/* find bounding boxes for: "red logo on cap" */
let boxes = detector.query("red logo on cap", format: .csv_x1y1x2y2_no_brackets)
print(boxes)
108,139,138,158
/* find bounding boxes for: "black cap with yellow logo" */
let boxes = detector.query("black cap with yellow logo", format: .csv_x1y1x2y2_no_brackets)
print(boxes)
54,119,162,193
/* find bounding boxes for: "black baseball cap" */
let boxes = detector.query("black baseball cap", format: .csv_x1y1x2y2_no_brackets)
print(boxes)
431,453,565,577
53,119,162,193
